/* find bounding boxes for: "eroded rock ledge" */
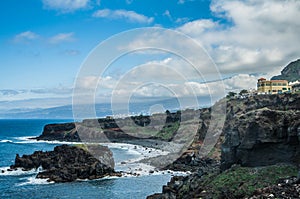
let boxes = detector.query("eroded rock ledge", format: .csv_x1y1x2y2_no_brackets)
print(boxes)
10,144,121,182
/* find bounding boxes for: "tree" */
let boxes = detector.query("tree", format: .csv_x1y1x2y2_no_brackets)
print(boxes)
239,89,248,96
226,91,237,98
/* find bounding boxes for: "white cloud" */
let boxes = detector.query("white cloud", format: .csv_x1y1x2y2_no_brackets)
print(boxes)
223,74,257,91
77,76,114,89
48,32,75,44
130,74,257,99
126,0,134,4
177,0,300,76
175,17,190,24
0,88,72,103
73,61,257,105
13,31,39,43
93,9,154,24
163,10,172,20
64,49,80,56
72,0,300,104
177,0,195,5
177,19,217,35
42,0,90,12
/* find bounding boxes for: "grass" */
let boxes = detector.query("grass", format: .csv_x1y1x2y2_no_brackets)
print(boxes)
74,144,89,151
155,121,180,140
202,164,298,198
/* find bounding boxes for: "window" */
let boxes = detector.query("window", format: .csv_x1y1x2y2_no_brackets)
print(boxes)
272,90,277,92
278,83,282,86
272,83,277,86
282,88,287,90
266,84,271,86
283,83,287,86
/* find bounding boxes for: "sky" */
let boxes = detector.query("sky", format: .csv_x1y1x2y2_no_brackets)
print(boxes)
1,0,300,111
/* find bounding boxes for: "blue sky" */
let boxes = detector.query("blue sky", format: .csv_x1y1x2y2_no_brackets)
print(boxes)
1,0,300,111
1,0,212,89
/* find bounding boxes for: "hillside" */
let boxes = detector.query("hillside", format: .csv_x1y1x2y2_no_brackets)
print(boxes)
271,59,300,82
148,93,300,198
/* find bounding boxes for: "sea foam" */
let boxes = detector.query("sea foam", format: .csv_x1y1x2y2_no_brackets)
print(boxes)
0,166,42,176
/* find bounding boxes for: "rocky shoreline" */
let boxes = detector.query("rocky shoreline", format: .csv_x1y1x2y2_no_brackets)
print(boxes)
7,144,121,182
11,93,300,197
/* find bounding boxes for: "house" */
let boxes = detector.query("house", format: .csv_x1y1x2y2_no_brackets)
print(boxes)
257,78,291,94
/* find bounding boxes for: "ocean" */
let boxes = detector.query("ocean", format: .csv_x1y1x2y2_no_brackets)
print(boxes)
0,119,179,199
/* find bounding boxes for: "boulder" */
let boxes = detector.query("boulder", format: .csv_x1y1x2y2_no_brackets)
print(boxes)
11,144,120,182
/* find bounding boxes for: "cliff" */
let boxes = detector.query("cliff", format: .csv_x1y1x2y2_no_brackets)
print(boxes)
10,144,121,182
35,93,300,171
271,59,300,82
148,93,300,198
36,112,182,142
221,93,300,170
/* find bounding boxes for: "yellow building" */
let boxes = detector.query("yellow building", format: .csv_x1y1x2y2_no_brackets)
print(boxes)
257,78,291,94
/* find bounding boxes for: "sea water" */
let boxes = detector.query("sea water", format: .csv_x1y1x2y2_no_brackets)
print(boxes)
0,119,178,199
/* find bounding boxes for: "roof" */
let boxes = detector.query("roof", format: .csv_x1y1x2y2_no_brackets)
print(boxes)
258,78,288,82
269,80,288,82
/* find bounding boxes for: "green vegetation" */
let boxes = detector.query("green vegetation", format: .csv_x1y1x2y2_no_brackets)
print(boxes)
155,121,180,141
201,164,298,198
239,89,248,95
226,91,237,99
74,144,88,151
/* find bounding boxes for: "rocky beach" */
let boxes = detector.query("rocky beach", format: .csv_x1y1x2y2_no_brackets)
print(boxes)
8,144,121,182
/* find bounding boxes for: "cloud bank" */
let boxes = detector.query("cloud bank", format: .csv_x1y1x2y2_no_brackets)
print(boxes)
93,9,154,24
42,0,90,12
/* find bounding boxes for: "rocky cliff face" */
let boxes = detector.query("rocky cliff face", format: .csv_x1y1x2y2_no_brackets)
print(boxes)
10,145,120,182
36,123,80,142
36,112,183,142
221,93,300,170
148,93,300,198
271,59,300,82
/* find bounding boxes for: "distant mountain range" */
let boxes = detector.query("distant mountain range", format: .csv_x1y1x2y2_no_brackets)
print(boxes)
271,59,300,82
0,97,212,119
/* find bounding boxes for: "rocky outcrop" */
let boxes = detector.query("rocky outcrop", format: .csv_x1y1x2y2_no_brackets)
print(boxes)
36,123,80,142
147,158,220,199
271,59,300,82
35,112,183,142
10,144,121,182
221,93,300,170
148,93,300,198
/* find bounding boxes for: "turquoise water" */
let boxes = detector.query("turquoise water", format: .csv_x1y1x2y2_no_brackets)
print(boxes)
0,119,173,199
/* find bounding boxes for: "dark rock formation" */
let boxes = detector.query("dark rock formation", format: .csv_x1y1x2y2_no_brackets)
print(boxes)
147,158,220,199
10,144,120,182
36,123,80,142
221,93,300,170
148,93,300,198
35,111,183,142
271,59,300,82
